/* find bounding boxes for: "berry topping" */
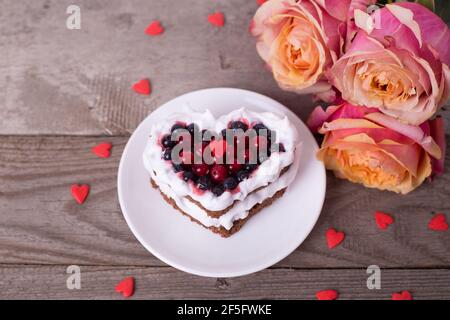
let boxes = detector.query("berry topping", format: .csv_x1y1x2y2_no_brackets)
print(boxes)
252,123,268,135
236,170,250,182
223,177,238,190
234,133,250,150
209,139,228,159
197,176,212,191
253,123,272,140
228,162,242,173
210,165,228,183
171,123,186,132
163,149,172,160
194,141,208,157
192,163,210,177
229,120,248,132
172,163,184,173
180,151,194,165
244,163,257,172
212,184,225,197
171,130,191,146
160,120,284,194
186,123,199,135
221,128,228,138
252,135,268,151
243,148,251,163
183,171,196,182
201,129,215,142
161,135,176,149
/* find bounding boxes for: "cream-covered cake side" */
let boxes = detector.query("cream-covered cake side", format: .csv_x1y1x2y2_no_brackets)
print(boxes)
143,106,301,230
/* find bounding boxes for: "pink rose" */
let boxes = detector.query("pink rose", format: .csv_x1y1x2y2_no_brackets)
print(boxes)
251,0,374,100
308,101,445,194
328,3,450,125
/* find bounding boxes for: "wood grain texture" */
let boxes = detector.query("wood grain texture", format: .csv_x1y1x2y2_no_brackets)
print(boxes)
0,0,315,135
0,136,448,268
1,0,449,299
0,265,449,299
0,0,448,136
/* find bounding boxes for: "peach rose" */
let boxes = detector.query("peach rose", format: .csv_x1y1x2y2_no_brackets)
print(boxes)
328,3,450,125
308,102,445,194
251,0,374,100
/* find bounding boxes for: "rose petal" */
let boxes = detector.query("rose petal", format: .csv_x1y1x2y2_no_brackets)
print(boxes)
365,112,441,159
429,117,446,175
396,2,450,65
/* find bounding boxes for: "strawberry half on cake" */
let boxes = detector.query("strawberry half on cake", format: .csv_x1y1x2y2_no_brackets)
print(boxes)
143,107,301,237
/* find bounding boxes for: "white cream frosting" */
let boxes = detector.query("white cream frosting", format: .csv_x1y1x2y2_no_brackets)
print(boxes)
143,106,301,230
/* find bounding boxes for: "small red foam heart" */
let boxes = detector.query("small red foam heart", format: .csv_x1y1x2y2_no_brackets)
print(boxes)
392,290,412,300
375,211,394,230
145,20,164,36
316,289,338,300
326,228,345,249
256,0,267,5
71,184,89,204
208,12,225,28
92,142,112,158
115,277,135,298
428,213,448,231
132,79,151,95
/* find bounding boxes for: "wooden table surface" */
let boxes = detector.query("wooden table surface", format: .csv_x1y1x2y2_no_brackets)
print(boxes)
0,0,449,299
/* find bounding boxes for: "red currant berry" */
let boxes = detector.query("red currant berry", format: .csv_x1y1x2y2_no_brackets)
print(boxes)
210,165,228,183
228,162,242,173
192,163,210,177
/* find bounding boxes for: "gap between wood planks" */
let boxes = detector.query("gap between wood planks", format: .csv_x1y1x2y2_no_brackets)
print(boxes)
1,263,450,271
1,265,449,299
0,134,449,268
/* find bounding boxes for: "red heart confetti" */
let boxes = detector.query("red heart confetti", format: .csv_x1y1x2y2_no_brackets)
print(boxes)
115,277,135,298
428,213,448,231
316,289,339,300
326,228,345,249
92,142,112,158
71,184,90,204
132,79,151,95
392,290,412,300
256,0,267,5
145,20,164,36
375,211,394,230
208,12,225,28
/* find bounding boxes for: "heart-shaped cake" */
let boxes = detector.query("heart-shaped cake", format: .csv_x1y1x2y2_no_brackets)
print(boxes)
143,107,300,237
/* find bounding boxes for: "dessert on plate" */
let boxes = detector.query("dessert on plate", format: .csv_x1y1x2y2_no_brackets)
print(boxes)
143,107,300,237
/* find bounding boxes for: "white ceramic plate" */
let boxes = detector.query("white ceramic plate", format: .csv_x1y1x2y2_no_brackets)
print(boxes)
118,88,326,277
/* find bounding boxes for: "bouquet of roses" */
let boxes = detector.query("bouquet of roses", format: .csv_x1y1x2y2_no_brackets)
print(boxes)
251,0,448,194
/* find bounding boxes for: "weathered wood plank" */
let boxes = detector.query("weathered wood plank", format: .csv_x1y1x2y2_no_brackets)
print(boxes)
0,0,314,135
0,265,449,299
1,0,448,135
0,136,449,268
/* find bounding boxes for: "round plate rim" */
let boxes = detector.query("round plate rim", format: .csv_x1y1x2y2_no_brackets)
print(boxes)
117,87,326,277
